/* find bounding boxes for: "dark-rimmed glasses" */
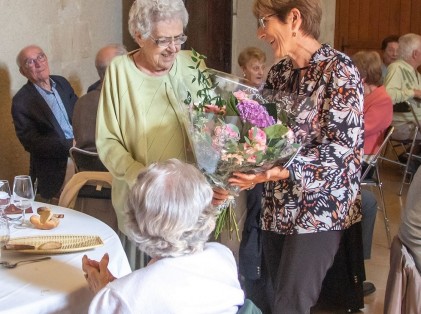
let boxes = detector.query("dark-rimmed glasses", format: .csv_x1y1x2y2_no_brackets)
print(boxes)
149,34,188,48
24,53,47,68
258,14,277,29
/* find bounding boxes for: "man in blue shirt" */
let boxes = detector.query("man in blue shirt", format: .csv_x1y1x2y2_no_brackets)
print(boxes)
12,45,78,201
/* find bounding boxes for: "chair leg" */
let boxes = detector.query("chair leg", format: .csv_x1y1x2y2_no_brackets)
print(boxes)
375,165,392,248
377,182,392,248
399,127,419,196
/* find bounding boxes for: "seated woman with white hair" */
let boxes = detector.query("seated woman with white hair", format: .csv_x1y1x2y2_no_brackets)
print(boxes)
82,159,245,313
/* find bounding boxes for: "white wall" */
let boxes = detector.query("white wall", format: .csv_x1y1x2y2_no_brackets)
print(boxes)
0,0,123,183
231,0,336,76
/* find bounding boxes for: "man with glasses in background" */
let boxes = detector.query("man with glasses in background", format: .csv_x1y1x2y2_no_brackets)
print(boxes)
11,45,78,203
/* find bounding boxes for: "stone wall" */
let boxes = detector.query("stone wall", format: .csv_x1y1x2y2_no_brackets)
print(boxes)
0,0,123,184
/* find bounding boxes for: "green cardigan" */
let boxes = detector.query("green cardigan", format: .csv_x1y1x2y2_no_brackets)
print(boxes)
96,50,203,233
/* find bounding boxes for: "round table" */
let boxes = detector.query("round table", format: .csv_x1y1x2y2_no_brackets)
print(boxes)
0,202,131,314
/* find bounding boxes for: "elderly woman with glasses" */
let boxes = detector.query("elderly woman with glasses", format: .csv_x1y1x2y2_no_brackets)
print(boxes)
228,0,364,312
95,0,208,265
82,159,245,313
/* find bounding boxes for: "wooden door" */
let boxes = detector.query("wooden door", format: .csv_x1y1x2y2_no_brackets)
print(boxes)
334,0,421,56
184,0,232,72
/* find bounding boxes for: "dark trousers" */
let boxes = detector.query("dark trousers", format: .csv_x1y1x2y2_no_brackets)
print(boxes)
262,230,343,314
239,184,273,313
317,222,365,311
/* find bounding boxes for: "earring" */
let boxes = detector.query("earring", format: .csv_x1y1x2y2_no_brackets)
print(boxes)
292,32,296,37
243,73,246,77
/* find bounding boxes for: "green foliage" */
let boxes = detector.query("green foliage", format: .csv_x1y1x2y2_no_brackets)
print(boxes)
188,48,227,111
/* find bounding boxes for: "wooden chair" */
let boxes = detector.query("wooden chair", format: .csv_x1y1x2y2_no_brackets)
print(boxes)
69,147,108,173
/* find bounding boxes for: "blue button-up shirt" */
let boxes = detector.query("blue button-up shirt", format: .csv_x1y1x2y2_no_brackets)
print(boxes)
34,79,74,139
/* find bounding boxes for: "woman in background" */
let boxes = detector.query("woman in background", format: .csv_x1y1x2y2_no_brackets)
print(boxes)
352,50,393,296
238,47,267,90
352,50,393,156
237,47,271,312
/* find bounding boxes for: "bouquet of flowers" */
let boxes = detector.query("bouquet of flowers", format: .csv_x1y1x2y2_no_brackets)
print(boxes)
179,50,308,239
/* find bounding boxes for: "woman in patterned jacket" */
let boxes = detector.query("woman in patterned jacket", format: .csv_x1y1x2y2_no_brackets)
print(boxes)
229,0,364,313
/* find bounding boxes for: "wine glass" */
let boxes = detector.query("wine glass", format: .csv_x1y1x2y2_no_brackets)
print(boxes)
0,217,10,261
12,175,35,228
0,180,11,217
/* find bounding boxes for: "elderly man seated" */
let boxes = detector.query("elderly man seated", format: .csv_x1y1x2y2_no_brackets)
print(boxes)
384,33,421,141
12,45,78,202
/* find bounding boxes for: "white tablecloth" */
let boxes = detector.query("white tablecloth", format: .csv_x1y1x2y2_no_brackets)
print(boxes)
0,202,131,314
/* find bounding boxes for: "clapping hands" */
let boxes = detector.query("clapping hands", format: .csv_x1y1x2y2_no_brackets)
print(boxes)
82,253,116,294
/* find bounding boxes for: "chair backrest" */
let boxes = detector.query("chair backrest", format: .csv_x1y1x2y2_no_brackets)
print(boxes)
69,147,108,173
58,171,112,208
361,125,394,181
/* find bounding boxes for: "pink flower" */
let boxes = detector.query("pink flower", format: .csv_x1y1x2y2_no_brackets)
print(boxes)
221,153,244,165
248,127,266,146
233,90,248,101
212,125,240,149
243,127,267,162
205,104,226,114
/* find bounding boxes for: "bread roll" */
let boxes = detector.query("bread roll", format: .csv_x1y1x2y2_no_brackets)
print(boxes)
37,207,53,224
38,241,62,250
30,215,60,230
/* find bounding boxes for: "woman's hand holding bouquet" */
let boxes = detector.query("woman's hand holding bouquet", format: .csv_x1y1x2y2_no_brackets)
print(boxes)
179,50,305,239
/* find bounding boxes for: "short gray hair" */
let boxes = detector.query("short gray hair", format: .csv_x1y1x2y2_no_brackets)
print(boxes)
95,43,127,80
398,33,421,61
128,0,188,40
125,159,216,258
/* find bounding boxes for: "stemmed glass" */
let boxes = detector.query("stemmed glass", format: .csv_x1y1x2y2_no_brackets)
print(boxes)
0,217,10,261
0,180,11,217
12,175,34,228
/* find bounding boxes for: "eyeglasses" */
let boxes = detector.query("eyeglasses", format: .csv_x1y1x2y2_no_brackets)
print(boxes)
149,34,188,48
24,53,47,68
258,13,277,29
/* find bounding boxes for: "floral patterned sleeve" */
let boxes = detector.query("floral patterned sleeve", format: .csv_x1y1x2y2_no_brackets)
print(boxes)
262,45,364,234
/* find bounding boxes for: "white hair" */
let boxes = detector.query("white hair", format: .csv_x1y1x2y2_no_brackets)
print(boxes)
128,0,188,40
124,159,216,258
398,33,421,61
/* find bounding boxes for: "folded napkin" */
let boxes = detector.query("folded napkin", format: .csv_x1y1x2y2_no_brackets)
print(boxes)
4,204,33,215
